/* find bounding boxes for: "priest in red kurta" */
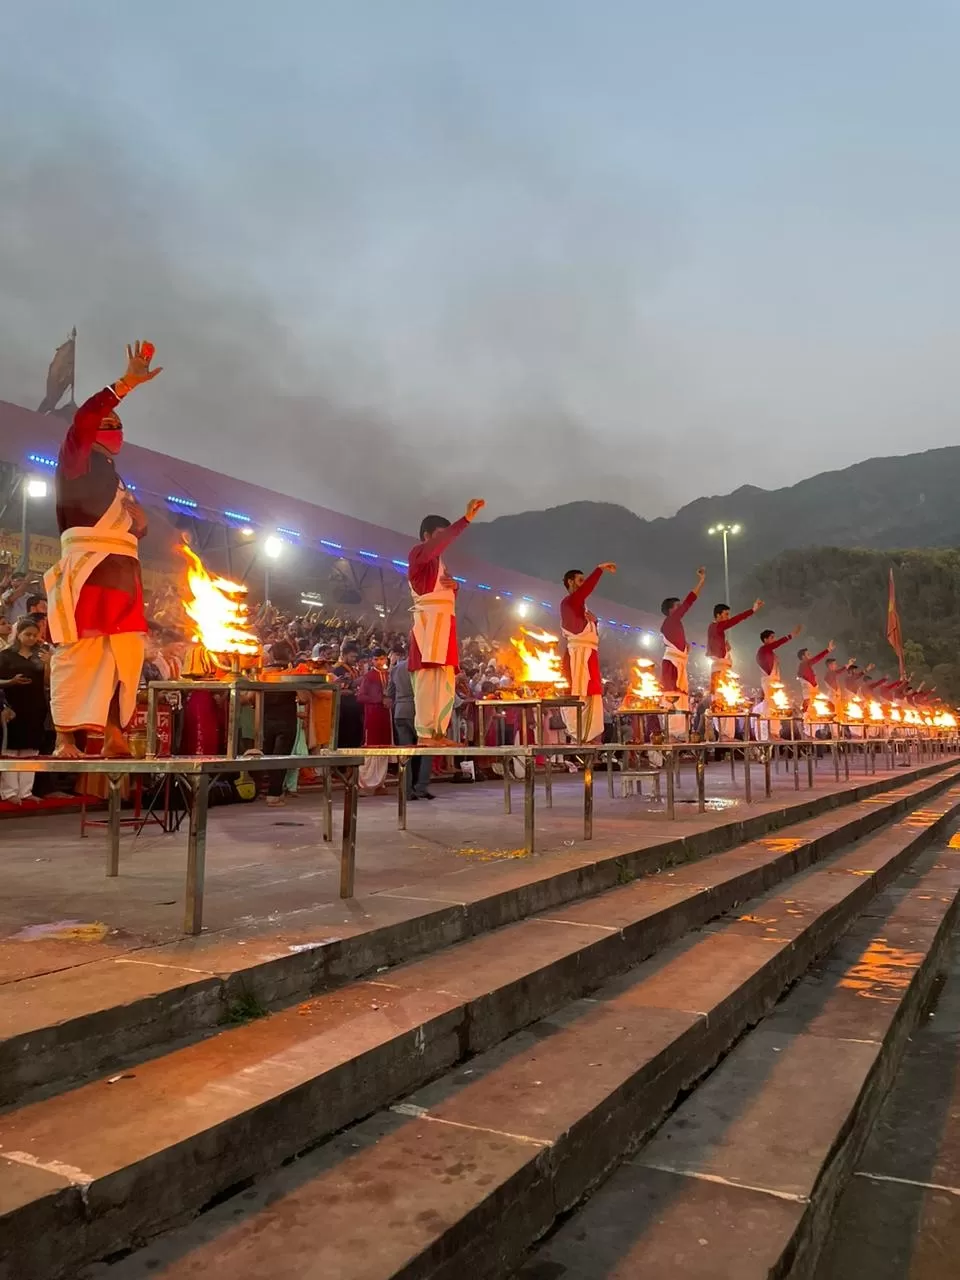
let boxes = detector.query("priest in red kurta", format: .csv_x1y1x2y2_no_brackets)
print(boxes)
407,498,484,744
559,562,616,743
659,567,706,702
45,341,161,757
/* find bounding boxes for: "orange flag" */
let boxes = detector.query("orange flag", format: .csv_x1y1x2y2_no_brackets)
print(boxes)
886,567,905,680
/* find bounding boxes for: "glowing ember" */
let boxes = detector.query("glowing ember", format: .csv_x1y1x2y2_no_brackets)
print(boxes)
509,627,566,688
869,700,885,722
620,657,662,711
180,542,260,658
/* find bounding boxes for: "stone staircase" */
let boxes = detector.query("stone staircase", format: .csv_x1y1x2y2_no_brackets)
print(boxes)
1,759,959,1280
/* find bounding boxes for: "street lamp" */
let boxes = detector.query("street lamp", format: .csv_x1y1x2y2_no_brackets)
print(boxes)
263,535,283,605
20,475,48,571
707,522,741,603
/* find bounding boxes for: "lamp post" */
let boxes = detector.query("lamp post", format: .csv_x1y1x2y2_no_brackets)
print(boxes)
262,535,283,605
20,476,48,572
707,522,741,603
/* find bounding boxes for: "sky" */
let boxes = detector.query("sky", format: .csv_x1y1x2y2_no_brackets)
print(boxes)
1,1,959,535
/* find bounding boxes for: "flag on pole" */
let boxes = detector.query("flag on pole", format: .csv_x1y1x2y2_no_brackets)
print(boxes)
886,567,906,680
37,327,76,413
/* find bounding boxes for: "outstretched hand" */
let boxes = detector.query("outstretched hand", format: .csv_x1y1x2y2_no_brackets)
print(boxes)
827,639,836,652
120,340,163,390
752,599,764,613
598,562,617,574
465,498,485,522
791,623,803,638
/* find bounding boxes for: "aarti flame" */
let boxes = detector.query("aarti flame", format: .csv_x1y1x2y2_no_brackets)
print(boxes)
935,710,957,729
509,627,566,688
810,696,833,720
621,657,662,710
714,672,747,711
181,543,260,657
845,698,864,721
770,682,792,714
869,700,885,722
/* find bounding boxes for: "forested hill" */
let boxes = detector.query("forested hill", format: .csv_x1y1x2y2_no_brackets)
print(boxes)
469,447,960,609
740,547,960,702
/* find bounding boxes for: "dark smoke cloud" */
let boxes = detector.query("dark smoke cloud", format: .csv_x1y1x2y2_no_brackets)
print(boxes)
0,84,685,534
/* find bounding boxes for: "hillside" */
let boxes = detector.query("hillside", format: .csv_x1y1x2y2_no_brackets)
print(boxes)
741,546,960,702
470,447,960,609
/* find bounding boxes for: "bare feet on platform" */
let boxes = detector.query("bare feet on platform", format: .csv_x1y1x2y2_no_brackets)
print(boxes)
53,734,84,760
418,735,457,747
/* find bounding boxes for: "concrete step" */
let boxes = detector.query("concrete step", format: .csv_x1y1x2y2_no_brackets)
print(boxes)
3,759,955,1108
520,846,960,1279
59,782,960,1280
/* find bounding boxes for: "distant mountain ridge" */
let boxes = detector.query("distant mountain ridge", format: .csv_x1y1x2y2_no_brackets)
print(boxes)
470,446,960,610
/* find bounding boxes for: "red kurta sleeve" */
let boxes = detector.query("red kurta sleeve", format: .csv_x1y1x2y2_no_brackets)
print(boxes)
60,386,121,479
718,607,754,635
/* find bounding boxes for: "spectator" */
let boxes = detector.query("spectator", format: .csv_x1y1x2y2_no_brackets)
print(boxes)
357,647,393,793
332,640,364,749
0,617,50,804
261,640,299,806
25,594,48,643
0,616,11,647
0,571,29,623
387,651,433,800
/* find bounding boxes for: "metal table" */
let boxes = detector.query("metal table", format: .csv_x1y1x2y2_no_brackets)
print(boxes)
2,753,357,935
144,676,341,758
475,696,584,747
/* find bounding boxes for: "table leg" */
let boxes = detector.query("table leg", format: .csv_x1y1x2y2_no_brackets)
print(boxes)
524,756,536,854
666,757,676,819
253,692,264,753
146,687,158,758
583,759,594,839
764,745,772,798
806,745,814,789
503,764,512,814
106,773,123,877
697,750,706,812
544,751,553,809
226,686,240,758
743,745,752,803
607,750,615,798
184,775,210,935
339,768,359,899
322,767,333,842
398,759,409,831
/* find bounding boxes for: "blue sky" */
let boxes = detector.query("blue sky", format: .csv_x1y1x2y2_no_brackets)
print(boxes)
1,2,957,531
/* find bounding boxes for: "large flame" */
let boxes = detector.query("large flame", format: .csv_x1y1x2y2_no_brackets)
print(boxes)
935,710,957,729
845,698,864,721
869,700,885,722
810,696,833,720
180,543,260,657
509,627,566,688
714,672,747,711
621,657,662,710
770,682,792,714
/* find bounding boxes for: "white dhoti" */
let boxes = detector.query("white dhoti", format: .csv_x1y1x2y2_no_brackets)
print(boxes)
43,487,144,733
410,568,457,739
412,667,456,740
49,633,145,732
562,623,603,743
662,642,689,738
